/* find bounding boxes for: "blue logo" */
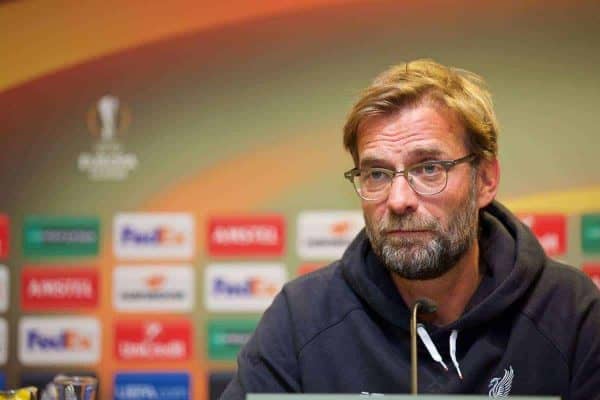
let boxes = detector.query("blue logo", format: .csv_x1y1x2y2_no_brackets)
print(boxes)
114,372,189,400
0,372,5,389
120,226,182,246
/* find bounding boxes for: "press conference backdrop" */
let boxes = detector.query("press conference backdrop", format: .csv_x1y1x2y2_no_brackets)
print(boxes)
1,0,599,398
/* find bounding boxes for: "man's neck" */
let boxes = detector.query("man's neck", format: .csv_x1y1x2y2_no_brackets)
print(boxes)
391,243,481,327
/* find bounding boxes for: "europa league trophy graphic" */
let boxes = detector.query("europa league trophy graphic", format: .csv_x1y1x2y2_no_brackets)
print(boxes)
78,94,138,180
93,94,128,152
98,94,120,143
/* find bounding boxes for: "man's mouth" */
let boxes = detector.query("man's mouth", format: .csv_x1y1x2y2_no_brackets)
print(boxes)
385,229,431,235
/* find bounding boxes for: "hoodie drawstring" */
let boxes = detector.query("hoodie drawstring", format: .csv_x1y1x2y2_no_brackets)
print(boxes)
416,324,462,380
449,330,463,379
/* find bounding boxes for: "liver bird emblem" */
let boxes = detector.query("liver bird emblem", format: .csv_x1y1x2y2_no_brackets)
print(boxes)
488,366,514,397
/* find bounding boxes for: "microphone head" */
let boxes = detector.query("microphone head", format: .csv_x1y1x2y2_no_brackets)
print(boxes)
415,298,437,314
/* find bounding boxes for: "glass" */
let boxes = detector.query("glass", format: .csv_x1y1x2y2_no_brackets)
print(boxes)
43,376,97,400
0,387,37,400
344,154,476,201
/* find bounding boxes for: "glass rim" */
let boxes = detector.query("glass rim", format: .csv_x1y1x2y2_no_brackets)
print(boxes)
344,153,476,200
53,375,98,385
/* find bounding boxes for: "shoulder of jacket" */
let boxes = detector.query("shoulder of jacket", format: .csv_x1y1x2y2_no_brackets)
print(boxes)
520,258,600,365
280,261,364,352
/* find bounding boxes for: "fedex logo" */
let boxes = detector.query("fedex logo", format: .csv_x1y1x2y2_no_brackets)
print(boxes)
208,216,285,257
26,329,91,350
114,319,192,361
121,226,184,245
212,277,279,297
18,317,100,365
205,264,286,312
114,213,194,259
519,214,567,257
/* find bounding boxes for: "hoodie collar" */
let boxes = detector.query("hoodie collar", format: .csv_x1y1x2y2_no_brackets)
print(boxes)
340,200,547,332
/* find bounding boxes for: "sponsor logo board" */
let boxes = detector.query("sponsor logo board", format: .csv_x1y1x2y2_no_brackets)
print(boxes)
114,319,192,361
113,265,194,312
18,317,100,365
297,263,326,276
207,319,257,360
114,213,195,259
0,215,8,259
0,319,7,365
23,217,99,257
583,264,600,291
207,215,285,257
114,372,189,400
205,263,286,312
518,214,567,257
297,211,363,259
0,266,8,312
21,267,99,310
581,214,600,253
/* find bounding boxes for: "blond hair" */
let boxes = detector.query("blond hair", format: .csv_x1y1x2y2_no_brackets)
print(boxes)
343,59,498,165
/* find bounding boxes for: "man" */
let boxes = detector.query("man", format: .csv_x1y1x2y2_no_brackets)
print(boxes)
221,59,600,398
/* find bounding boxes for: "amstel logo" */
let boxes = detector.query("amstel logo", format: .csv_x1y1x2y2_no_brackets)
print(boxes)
21,267,99,310
207,215,285,257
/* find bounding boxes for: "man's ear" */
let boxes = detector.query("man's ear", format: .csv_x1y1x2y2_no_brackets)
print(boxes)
476,157,500,209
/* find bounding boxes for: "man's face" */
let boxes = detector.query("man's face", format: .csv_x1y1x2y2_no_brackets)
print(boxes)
357,103,480,280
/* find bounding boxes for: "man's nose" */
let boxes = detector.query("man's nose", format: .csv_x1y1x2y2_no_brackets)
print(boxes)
386,175,419,214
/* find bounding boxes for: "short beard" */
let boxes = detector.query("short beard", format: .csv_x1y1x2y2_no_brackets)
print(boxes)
365,175,479,280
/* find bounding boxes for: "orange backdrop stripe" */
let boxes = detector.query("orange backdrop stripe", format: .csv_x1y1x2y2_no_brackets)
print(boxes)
0,0,354,92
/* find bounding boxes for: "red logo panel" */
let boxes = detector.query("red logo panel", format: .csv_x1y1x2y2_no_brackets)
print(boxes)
114,319,192,361
583,264,600,291
518,214,567,257
207,216,285,257
21,267,99,310
297,263,326,276
0,215,8,258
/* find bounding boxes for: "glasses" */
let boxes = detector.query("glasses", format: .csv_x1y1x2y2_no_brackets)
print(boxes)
344,154,477,201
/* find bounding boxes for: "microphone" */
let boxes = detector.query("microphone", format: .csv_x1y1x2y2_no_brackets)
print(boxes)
410,298,437,395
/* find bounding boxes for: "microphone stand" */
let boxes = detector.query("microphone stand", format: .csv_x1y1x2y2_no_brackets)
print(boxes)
410,299,437,395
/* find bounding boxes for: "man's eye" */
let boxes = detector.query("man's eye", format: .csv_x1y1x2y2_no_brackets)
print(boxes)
413,163,443,176
369,171,387,181
364,169,388,181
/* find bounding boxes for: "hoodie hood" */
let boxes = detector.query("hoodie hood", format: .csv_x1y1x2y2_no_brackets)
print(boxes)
340,200,547,333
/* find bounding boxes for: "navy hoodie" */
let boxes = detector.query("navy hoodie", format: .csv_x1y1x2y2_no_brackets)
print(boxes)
221,201,600,398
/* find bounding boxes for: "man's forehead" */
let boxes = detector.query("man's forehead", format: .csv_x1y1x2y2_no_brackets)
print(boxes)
356,106,468,160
